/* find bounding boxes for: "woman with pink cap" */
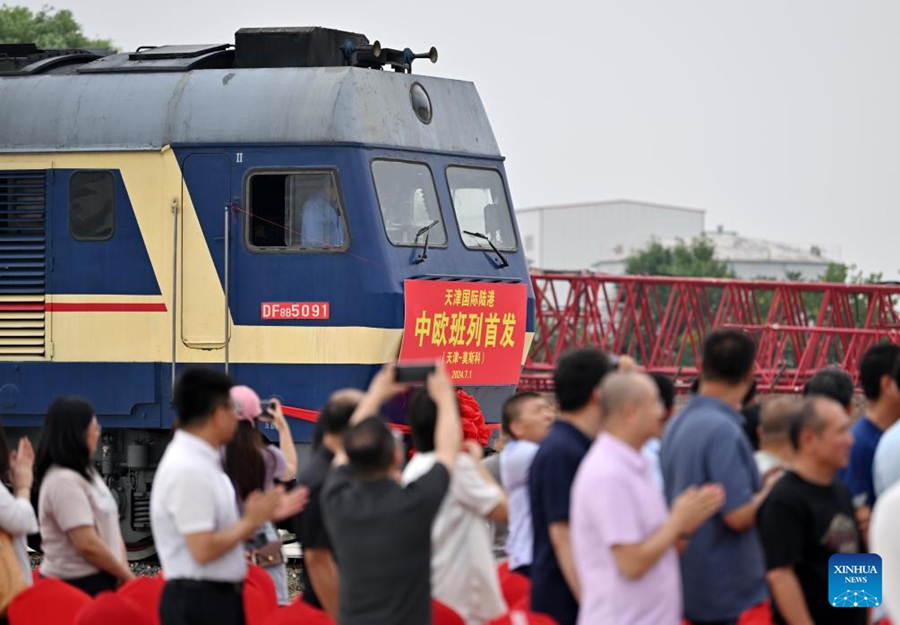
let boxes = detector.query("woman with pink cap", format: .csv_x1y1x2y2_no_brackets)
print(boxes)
224,385,297,604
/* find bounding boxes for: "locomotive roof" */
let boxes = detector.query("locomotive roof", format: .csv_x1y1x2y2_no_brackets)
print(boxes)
0,67,501,156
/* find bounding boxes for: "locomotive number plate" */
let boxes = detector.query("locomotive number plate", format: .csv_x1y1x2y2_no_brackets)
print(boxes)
261,302,330,320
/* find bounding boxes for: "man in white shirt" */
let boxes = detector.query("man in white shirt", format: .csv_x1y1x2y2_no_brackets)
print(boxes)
499,391,554,577
151,368,306,625
404,388,509,625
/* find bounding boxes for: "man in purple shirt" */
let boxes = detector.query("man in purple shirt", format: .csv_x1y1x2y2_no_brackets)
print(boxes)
572,372,724,625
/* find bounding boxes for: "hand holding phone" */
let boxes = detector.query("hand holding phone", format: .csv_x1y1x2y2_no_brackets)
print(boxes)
395,362,436,383
259,399,283,427
257,403,275,423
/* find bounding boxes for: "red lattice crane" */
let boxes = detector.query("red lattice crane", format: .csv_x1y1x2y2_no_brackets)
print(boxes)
521,271,900,394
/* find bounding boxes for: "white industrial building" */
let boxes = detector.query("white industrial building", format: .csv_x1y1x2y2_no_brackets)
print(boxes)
703,230,838,280
517,199,839,280
517,200,705,270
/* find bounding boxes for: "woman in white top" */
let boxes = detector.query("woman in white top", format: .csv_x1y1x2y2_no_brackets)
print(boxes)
0,418,38,593
34,398,134,596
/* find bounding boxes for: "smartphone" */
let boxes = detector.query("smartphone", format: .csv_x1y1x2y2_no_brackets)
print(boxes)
258,400,277,422
395,362,436,383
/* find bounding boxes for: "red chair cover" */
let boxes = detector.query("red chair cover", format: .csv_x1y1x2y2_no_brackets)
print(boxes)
510,594,530,612
244,564,279,625
245,564,277,601
8,578,92,625
432,599,465,625
118,576,166,625
500,572,530,610
74,591,154,625
737,600,773,625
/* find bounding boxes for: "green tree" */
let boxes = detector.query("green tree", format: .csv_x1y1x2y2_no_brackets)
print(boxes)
819,262,848,283
0,5,114,50
605,238,734,367
623,237,736,278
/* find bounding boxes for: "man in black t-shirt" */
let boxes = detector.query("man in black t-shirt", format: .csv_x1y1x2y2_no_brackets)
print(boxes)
296,388,362,619
322,363,461,625
757,396,867,625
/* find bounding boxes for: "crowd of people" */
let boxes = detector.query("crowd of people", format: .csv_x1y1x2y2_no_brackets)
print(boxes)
2,330,900,625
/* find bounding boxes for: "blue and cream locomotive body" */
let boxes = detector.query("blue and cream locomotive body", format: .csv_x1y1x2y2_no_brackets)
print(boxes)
0,27,533,554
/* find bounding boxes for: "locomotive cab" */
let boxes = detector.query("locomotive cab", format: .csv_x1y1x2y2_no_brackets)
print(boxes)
0,26,535,557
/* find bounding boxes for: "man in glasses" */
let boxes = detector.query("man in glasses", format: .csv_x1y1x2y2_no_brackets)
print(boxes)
151,368,308,625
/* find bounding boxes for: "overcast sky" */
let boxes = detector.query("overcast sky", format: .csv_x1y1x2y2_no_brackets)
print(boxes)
16,0,900,276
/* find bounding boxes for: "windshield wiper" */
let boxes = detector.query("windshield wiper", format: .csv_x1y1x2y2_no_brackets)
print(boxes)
463,231,509,268
414,220,440,264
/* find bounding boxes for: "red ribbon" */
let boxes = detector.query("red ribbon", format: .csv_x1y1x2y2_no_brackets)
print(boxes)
281,404,411,434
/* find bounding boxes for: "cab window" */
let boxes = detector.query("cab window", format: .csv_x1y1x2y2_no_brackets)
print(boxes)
447,167,517,251
371,160,447,247
246,171,347,251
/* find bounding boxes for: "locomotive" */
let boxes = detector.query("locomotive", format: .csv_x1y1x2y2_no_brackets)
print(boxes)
0,26,534,556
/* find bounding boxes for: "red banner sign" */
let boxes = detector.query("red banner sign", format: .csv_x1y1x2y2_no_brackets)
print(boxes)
399,280,528,385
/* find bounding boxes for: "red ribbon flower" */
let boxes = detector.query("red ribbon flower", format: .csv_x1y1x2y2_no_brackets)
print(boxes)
457,389,492,446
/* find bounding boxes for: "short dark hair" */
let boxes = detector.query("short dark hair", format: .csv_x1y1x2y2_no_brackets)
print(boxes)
172,367,234,427
408,388,438,453
860,343,900,401
343,417,396,477
312,391,360,450
34,397,96,488
320,396,358,435
804,367,854,409
553,348,614,412
648,373,675,412
701,330,757,385
501,392,541,439
789,397,828,451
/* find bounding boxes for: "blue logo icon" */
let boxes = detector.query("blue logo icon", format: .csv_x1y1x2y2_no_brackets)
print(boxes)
829,553,882,608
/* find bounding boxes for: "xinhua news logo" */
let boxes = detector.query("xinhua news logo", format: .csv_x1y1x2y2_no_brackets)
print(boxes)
829,553,882,608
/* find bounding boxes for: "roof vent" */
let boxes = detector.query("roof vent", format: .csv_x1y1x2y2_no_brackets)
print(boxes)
0,43,103,75
234,26,438,73
129,44,231,61
235,27,368,69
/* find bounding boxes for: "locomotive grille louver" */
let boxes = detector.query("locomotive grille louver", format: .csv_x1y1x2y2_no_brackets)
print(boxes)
0,172,46,357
